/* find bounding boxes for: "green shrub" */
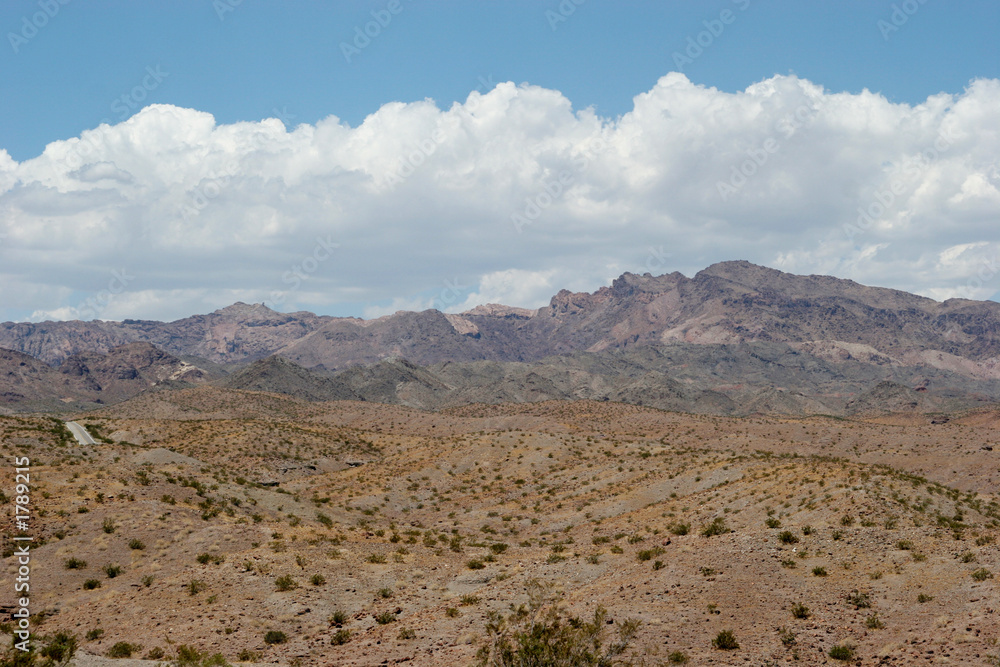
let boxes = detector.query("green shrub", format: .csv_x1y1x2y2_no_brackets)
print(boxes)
467,559,486,570
83,579,101,590
670,522,690,536
65,557,86,570
175,645,204,666
846,591,871,609
145,647,166,660
398,628,416,640
103,564,122,578
329,610,348,626
701,518,729,537
86,628,104,641
377,587,393,599
791,602,810,619
896,539,913,550
102,518,116,534
712,629,739,650
197,553,224,565
331,629,351,645
310,573,326,586
128,538,145,550
374,611,396,625
474,581,639,666
829,644,854,661
40,631,77,663
766,517,781,528
275,575,298,591
264,630,287,645
107,642,142,658
917,593,934,603
778,530,798,544
866,613,884,629
636,547,664,562
972,568,994,582
812,566,827,577
202,653,230,667
667,650,689,663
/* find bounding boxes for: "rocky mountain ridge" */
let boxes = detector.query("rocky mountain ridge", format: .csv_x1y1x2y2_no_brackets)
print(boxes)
2,260,999,414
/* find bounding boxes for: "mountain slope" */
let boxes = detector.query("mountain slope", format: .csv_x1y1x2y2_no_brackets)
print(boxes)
2,261,1000,415
0,342,211,410
0,302,330,366
219,355,359,402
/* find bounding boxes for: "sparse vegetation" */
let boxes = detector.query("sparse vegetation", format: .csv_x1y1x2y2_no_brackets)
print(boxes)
701,517,729,537
711,629,739,650
778,530,798,544
64,557,86,570
829,644,855,661
475,581,639,666
374,611,396,625
791,602,810,619
264,630,287,645
107,642,142,658
669,522,690,536
5,388,999,666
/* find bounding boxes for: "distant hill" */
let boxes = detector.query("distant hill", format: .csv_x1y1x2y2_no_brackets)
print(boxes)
219,355,358,402
0,342,211,410
3,261,1000,415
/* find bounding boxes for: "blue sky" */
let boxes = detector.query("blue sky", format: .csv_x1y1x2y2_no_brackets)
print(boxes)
2,0,997,162
0,1,998,322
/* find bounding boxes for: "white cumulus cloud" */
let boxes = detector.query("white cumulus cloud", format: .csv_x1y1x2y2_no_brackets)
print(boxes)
2,73,999,322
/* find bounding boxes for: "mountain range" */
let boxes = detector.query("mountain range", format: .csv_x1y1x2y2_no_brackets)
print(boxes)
3,260,1000,415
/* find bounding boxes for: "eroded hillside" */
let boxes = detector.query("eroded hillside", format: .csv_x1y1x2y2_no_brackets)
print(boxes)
2,393,999,665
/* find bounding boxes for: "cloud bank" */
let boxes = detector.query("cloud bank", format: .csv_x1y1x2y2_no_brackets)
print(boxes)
1,73,998,322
